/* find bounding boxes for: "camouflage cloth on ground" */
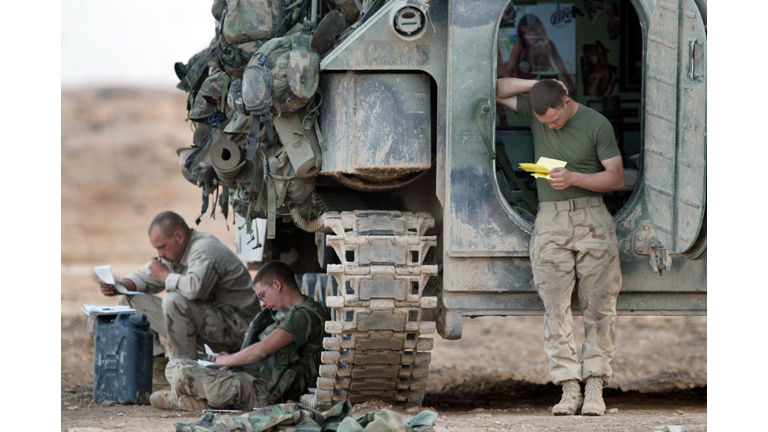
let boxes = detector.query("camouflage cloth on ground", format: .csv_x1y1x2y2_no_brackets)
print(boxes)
173,401,439,432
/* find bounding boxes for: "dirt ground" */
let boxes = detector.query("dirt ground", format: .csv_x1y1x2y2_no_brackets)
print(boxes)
61,89,707,431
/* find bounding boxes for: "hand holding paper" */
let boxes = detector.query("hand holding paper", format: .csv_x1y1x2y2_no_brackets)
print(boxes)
94,265,143,295
205,344,220,358
519,157,567,180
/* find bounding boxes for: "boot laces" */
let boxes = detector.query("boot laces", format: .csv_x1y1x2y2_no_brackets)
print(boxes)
585,378,602,399
560,380,580,401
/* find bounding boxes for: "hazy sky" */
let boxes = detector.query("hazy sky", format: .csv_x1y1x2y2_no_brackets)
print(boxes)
62,0,216,88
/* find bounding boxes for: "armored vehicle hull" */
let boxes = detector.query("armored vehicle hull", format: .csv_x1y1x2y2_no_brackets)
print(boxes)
175,0,706,410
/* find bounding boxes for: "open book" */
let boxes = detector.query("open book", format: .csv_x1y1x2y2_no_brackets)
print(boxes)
94,265,143,295
519,157,567,180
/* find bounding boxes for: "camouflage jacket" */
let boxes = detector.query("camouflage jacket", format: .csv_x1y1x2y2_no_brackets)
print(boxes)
124,229,259,321
239,298,328,404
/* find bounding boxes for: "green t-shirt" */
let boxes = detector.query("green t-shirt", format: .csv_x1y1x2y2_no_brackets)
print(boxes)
516,94,621,202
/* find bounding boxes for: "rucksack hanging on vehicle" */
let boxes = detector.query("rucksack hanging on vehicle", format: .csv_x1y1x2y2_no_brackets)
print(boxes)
220,0,286,45
237,31,320,138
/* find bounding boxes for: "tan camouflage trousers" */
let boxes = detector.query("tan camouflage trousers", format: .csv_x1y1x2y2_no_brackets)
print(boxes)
166,359,269,410
529,204,622,386
120,292,249,361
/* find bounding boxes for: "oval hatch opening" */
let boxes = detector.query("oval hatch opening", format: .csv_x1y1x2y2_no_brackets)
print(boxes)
494,0,644,229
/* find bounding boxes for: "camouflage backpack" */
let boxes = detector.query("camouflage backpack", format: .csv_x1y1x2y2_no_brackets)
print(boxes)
239,31,320,123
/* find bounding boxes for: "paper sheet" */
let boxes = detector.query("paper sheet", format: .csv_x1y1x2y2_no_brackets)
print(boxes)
519,157,567,180
197,359,224,368
94,265,143,295
205,344,220,358
82,304,136,316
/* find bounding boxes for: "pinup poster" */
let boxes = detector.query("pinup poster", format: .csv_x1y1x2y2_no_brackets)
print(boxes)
498,3,577,96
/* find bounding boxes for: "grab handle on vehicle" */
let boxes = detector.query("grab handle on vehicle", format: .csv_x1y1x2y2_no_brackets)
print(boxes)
472,97,495,159
688,39,703,82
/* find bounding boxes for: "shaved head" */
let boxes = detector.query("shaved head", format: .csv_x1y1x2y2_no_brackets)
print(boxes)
253,261,299,292
529,79,568,116
148,211,189,238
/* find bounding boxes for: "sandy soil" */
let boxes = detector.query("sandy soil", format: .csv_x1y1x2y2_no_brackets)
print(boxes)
61,89,707,431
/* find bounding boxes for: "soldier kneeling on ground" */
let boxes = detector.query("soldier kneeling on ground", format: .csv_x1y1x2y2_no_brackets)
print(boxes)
92,211,260,393
150,261,329,411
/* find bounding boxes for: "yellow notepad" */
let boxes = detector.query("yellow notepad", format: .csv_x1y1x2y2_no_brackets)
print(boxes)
519,157,567,180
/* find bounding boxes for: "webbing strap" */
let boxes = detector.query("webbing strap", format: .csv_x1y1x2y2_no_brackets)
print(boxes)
267,175,277,239
220,74,231,111
313,115,326,152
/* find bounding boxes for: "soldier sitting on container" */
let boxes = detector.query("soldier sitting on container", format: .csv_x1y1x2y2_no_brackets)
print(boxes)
149,261,328,412
95,211,260,394
497,78,625,416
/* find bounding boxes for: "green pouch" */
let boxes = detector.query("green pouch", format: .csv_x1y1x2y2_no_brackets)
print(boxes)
287,34,320,101
220,38,266,78
223,109,253,134
222,0,285,44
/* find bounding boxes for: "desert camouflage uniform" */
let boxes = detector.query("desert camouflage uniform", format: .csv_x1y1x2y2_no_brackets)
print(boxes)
121,229,260,360
529,201,621,385
167,299,327,410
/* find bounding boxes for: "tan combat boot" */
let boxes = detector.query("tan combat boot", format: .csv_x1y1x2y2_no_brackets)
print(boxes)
551,379,583,415
153,355,171,392
581,376,606,416
149,390,180,410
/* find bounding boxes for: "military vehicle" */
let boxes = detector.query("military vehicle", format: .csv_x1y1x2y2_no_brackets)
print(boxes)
174,0,706,410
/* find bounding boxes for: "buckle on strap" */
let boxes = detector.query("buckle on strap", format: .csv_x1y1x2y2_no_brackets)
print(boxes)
568,199,576,210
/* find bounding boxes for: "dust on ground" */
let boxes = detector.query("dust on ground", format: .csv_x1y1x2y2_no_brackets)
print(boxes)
61,89,707,431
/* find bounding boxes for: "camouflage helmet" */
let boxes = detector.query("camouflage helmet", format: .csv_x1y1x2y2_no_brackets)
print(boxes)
199,70,230,108
188,92,218,121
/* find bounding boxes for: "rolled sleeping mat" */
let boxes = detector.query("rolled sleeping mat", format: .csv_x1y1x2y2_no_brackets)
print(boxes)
210,139,245,179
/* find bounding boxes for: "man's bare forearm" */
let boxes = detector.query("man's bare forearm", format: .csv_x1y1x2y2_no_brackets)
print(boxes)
223,343,268,367
497,78,538,98
120,278,137,292
567,170,625,192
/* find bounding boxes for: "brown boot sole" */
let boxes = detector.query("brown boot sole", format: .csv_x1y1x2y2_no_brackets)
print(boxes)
552,399,583,415
581,406,606,416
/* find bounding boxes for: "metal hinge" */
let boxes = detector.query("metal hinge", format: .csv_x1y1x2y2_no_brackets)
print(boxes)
634,223,673,275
